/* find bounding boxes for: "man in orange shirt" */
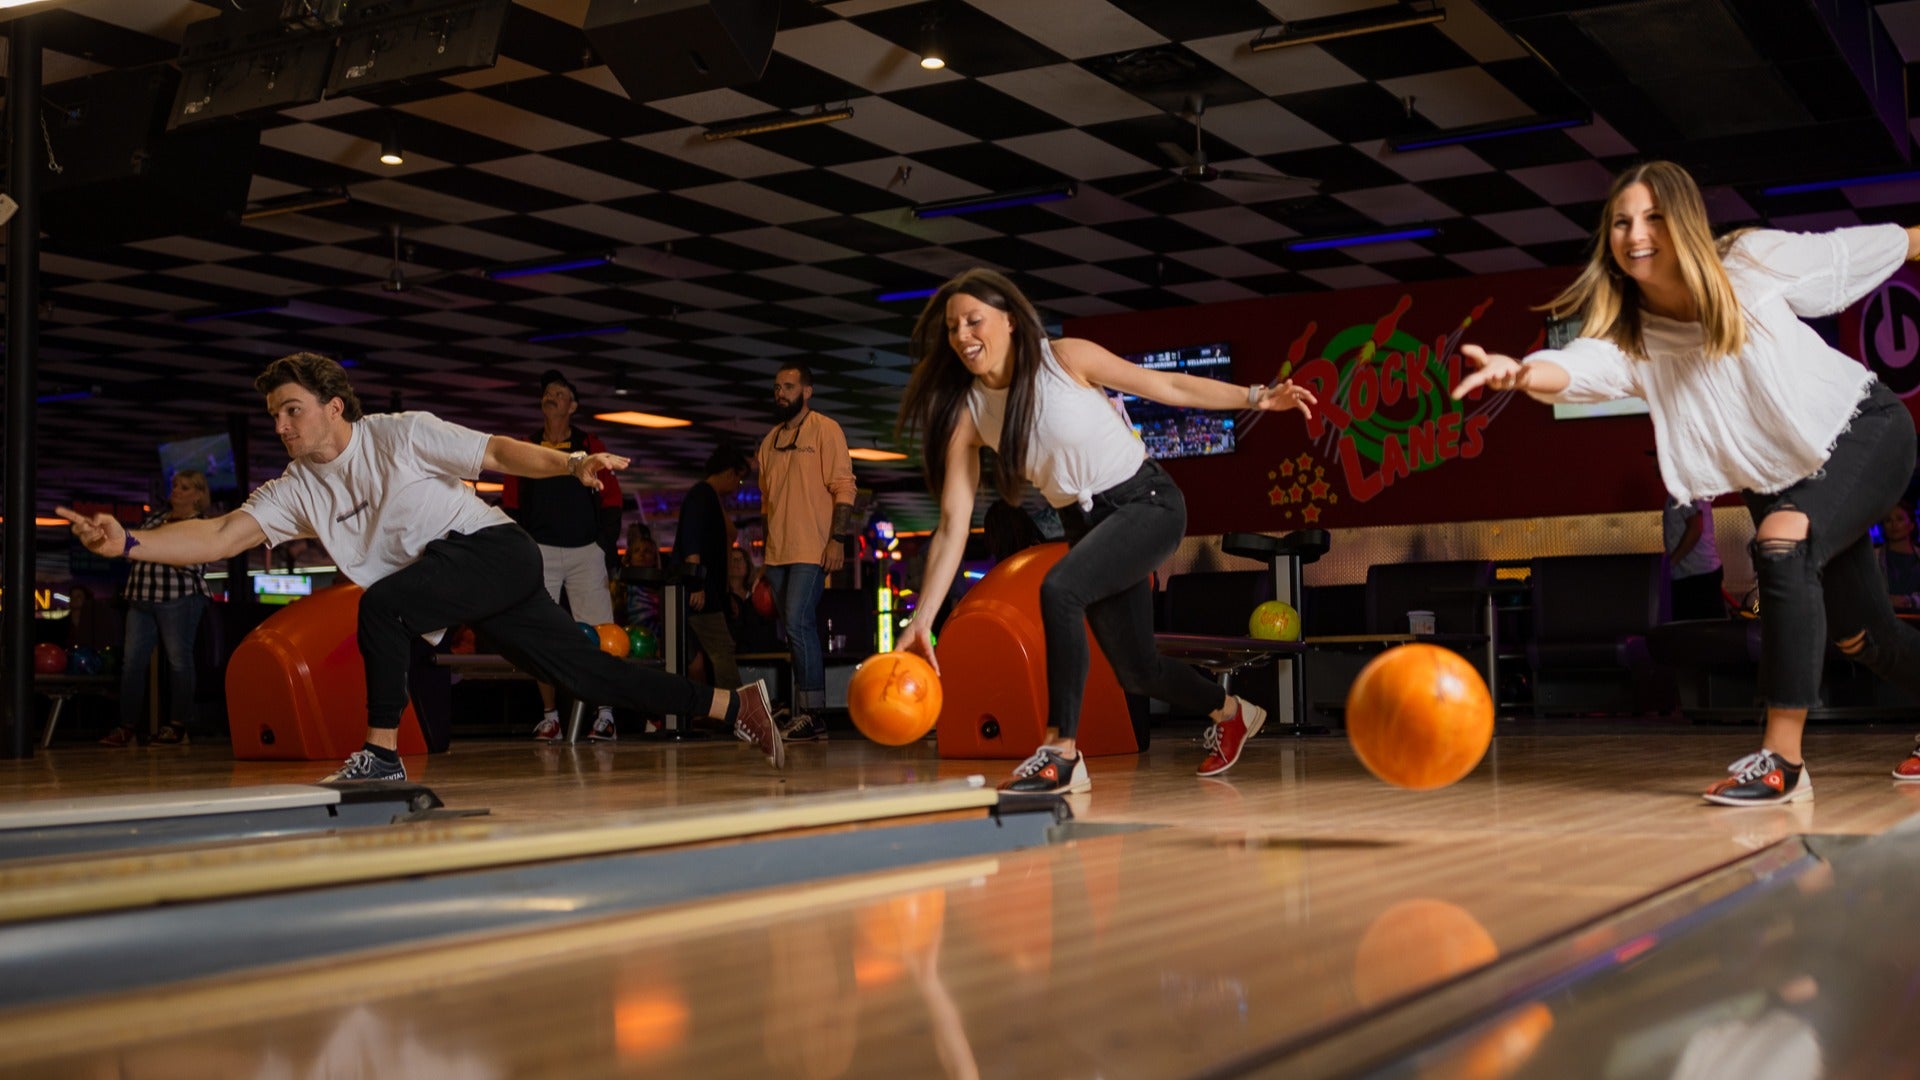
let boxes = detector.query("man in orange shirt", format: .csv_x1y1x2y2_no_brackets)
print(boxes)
757,362,857,742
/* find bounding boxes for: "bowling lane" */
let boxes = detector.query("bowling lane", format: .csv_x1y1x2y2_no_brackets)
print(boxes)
0,820,1804,1077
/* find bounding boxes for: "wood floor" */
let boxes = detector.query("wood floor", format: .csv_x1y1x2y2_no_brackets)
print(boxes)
1,726,1916,1078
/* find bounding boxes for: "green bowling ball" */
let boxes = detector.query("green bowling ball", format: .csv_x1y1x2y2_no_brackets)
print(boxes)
627,624,658,659
1248,600,1302,642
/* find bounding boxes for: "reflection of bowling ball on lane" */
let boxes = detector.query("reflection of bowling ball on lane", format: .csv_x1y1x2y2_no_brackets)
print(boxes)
1247,600,1301,642
847,651,943,746
66,645,105,675
854,888,947,989
751,577,776,618
1352,898,1498,1007
612,976,689,1063
1438,1002,1554,1080
594,623,630,658
1346,644,1494,790
34,643,68,675
626,624,658,659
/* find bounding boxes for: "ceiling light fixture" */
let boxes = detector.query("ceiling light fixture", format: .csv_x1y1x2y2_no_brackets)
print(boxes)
486,253,614,280
919,12,946,70
379,120,405,167
1251,1,1444,51
595,411,692,429
912,183,1076,219
704,106,855,141
1287,226,1440,252
1388,113,1589,152
1761,170,1920,196
875,287,939,303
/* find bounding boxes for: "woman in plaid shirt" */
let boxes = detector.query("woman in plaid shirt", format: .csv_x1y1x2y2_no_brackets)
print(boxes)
99,470,211,747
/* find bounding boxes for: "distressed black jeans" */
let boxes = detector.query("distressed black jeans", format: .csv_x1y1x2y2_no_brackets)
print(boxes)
1743,381,1920,708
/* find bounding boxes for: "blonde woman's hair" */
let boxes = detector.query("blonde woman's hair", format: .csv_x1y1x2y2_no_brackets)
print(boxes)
1546,161,1746,361
172,468,212,514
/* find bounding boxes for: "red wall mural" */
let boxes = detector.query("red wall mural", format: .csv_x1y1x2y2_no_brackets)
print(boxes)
1066,267,1673,535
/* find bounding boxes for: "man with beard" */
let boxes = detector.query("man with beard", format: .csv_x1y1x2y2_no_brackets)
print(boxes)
756,362,857,742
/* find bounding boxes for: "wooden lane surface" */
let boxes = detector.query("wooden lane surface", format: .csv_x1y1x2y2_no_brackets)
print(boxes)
2,732,1918,1075
0,778,997,924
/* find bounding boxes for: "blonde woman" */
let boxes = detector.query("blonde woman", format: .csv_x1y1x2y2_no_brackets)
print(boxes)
102,469,212,746
1456,160,1920,803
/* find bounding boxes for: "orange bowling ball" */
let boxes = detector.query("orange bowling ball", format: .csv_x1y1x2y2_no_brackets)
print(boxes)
847,651,943,746
1345,643,1493,790
595,623,631,658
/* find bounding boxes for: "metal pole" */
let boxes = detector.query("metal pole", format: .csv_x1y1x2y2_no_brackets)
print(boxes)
4,17,43,759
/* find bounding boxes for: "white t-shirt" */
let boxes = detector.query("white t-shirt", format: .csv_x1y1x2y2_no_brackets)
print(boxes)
967,339,1145,511
241,412,513,587
1524,225,1906,502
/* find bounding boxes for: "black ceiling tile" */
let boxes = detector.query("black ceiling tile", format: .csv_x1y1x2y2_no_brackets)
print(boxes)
1258,145,1405,193
548,141,735,193
1272,83,1421,146
666,236,790,272
1099,215,1223,253
1370,256,1462,282
1107,0,1275,40
477,75,686,139
1102,254,1210,287
885,81,1068,142
249,145,370,193
946,235,1079,271
697,274,813,303
500,3,593,73
1481,58,1591,119
850,1,1065,79
784,214,926,255
1420,172,1551,216
1520,239,1592,267
1465,130,1594,171
1316,24,1477,81
811,253,920,284
602,191,764,234
396,166,576,214
749,169,908,216
909,140,1071,190
1238,272,1319,295
744,51,866,111
730,122,888,168
459,213,615,254
1417,217,1519,254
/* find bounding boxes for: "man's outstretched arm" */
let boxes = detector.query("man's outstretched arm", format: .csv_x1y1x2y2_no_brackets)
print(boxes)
58,507,267,566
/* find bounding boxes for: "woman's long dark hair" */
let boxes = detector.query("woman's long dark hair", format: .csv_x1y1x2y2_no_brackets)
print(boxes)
895,268,1048,503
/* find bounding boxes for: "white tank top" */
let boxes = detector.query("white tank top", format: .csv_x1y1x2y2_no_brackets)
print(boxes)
966,339,1145,510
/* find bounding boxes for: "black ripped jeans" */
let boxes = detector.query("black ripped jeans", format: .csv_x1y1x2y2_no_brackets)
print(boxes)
1044,461,1229,738
1742,381,1920,709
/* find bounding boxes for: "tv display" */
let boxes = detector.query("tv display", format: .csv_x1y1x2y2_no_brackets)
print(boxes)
1115,342,1237,460
157,432,239,493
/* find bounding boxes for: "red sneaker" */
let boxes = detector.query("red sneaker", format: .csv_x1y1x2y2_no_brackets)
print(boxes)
1198,697,1266,777
1893,738,1920,782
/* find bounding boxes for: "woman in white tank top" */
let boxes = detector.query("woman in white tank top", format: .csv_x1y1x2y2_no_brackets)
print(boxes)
1456,160,1920,806
895,269,1315,794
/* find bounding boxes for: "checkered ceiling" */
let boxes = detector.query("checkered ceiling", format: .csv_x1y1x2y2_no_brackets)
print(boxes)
10,0,1920,532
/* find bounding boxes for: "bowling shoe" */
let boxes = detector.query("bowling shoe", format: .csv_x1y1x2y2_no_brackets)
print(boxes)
1892,736,1920,782
1198,697,1266,777
998,747,1090,794
1703,749,1809,806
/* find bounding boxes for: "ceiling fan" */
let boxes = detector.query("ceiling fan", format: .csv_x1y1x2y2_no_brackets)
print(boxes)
371,223,467,307
1122,93,1319,199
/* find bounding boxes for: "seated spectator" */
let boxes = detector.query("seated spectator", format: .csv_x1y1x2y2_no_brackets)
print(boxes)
1881,500,1920,611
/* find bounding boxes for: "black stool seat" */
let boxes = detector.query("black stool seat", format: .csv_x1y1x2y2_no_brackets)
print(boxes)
1223,530,1329,566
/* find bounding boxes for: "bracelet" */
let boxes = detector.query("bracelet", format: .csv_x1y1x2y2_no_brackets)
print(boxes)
123,532,141,558
1246,383,1261,406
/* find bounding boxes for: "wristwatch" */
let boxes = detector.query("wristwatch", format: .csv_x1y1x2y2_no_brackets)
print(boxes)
567,450,588,472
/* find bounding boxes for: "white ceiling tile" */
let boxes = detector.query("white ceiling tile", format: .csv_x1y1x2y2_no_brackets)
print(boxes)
963,0,1165,59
